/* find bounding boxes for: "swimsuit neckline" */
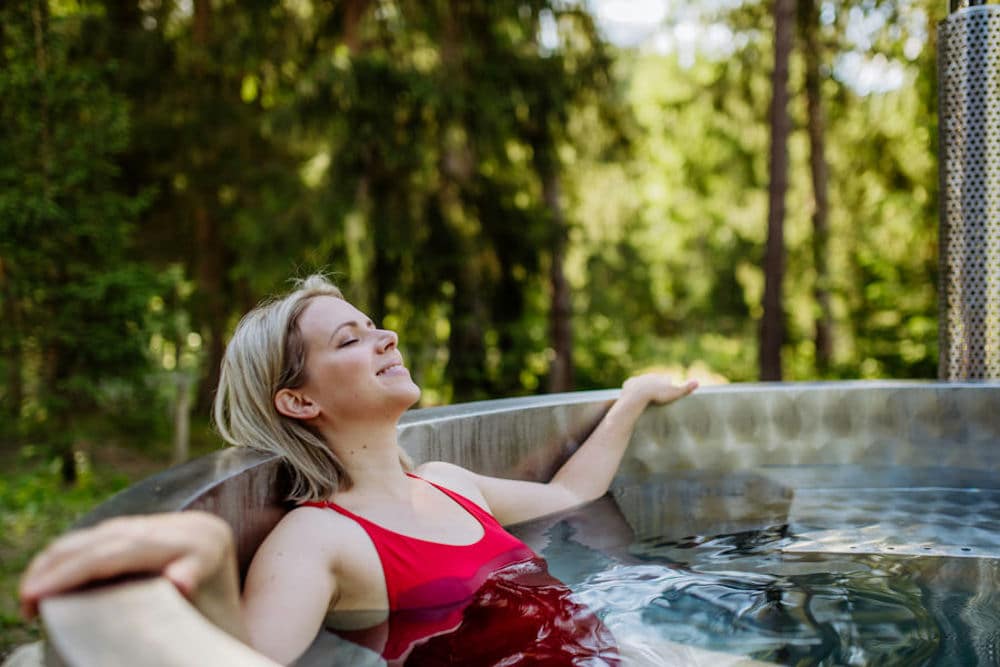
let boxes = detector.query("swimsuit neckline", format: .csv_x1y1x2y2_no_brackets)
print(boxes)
315,474,487,548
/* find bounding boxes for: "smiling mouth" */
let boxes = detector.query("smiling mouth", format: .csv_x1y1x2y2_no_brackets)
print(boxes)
377,362,403,376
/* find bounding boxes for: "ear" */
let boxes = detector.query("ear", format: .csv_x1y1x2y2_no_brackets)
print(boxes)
274,388,321,420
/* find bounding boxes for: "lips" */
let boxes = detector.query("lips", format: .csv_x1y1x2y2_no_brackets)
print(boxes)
376,361,404,376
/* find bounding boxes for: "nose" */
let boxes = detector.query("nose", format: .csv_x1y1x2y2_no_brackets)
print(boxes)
377,328,398,353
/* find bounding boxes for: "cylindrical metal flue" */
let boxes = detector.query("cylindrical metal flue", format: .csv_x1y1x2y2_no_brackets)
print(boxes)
939,1,1000,379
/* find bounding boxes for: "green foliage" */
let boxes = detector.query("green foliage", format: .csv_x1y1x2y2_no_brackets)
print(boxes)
568,0,939,384
0,0,945,442
0,3,158,454
0,451,133,656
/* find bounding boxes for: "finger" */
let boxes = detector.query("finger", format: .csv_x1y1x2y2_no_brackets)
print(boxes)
21,596,38,620
673,380,697,399
653,379,697,403
163,554,206,599
20,528,107,608
22,515,158,583
21,512,230,612
21,536,183,604
22,526,105,583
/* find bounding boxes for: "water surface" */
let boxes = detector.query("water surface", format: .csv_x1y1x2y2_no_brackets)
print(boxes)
526,465,1000,666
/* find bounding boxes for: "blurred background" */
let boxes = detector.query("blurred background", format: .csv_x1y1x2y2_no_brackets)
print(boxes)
0,0,938,651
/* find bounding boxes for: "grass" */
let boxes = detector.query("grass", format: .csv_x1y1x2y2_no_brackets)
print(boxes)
0,448,164,660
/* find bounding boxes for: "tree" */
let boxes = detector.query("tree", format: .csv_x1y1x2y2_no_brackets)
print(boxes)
760,0,796,381
0,1,155,477
800,0,833,375
87,0,317,416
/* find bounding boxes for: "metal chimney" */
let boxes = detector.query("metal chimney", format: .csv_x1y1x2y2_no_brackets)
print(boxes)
939,0,1000,379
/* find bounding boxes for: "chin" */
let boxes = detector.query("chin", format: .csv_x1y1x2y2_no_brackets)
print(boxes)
404,382,422,407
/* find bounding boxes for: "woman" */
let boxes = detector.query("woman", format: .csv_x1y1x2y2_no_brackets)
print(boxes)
20,275,697,665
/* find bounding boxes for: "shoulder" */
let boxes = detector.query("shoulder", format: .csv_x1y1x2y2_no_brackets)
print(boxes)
414,460,476,489
256,504,365,565
414,461,492,512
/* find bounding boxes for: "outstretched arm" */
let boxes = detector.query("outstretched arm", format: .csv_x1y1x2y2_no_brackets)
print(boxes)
422,373,696,525
548,374,697,504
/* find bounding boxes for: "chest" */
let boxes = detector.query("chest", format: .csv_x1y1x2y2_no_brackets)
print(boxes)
330,495,486,611
330,506,532,614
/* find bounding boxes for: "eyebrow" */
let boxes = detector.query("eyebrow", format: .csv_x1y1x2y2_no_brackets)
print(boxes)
328,319,374,345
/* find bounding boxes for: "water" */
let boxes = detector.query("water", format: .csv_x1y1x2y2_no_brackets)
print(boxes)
301,465,1000,665
525,465,1000,666
299,557,623,666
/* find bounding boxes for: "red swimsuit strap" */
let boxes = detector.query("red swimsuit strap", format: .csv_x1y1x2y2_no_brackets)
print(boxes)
302,473,496,534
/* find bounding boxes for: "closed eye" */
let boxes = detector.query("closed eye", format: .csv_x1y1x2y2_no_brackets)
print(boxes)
329,319,376,348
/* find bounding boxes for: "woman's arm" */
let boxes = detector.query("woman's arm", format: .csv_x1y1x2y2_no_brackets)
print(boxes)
423,373,697,525
20,509,340,666
240,508,341,665
20,511,249,642
547,374,697,503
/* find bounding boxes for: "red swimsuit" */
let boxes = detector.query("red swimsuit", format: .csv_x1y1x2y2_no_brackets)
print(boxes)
303,475,620,665
303,474,536,610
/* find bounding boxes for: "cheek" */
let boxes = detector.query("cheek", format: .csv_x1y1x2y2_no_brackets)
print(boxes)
308,354,369,399
331,355,373,393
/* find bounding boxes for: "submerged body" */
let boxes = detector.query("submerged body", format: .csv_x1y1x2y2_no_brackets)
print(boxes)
301,474,536,615
302,474,619,665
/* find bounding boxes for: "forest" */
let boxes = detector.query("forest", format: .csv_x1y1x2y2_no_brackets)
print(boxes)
0,0,940,650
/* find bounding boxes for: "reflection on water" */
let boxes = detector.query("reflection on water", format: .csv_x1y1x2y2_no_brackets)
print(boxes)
403,558,619,666
573,529,942,665
296,558,620,666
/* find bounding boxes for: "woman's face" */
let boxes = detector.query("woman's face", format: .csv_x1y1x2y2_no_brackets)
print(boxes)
295,296,421,424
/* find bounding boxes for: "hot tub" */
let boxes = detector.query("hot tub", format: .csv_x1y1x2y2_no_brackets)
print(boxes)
31,381,1000,665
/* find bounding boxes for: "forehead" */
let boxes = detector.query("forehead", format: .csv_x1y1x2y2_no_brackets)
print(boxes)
298,296,366,337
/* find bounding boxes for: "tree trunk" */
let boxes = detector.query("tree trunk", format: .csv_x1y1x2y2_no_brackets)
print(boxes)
446,254,487,400
342,0,371,55
0,258,23,424
440,2,488,400
801,0,833,375
51,345,77,485
759,0,795,381
190,0,227,415
31,0,51,192
541,166,574,393
193,0,211,46
195,205,226,416
439,141,487,400
0,35,10,424
172,372,192,464
33,0,77,483
342,2,375,309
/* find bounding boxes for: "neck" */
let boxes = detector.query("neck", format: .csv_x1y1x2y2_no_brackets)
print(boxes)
319,419,410,498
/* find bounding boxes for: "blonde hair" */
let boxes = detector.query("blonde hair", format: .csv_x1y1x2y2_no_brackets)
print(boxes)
212,274,412,503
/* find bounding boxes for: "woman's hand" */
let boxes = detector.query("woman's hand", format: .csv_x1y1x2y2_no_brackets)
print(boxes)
621,372,698,407
19,511,242,636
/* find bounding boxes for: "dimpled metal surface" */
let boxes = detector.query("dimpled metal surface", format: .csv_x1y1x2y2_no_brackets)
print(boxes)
940,5,1000,378
76,383,1000,565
